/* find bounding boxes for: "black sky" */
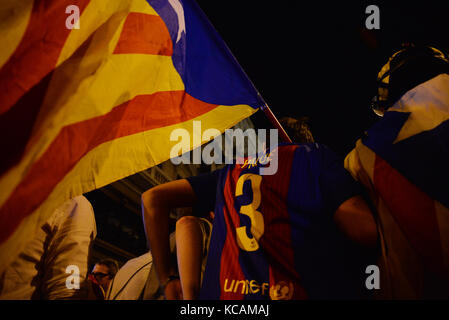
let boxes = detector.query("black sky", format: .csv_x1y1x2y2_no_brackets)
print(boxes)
195,1,449,156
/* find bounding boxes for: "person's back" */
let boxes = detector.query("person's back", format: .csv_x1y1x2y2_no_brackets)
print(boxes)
199,142,374,299
142,117,377,300
0,195,97,300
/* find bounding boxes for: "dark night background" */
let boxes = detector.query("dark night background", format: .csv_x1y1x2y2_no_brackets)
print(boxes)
195,1,449,156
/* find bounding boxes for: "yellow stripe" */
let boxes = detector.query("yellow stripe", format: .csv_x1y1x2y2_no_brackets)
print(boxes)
0,105,256,273
0,200,42,275
355,140,376,182
43,54,184,130
0,0,34,68
129,0,158,15
55,104,256,191
0,0,180,206
0,0,169,206
0,52,184,207
344,139,376,187
57,0,157,66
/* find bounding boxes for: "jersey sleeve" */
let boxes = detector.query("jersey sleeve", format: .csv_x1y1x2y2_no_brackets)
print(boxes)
186,169,221,217
318,144,364,214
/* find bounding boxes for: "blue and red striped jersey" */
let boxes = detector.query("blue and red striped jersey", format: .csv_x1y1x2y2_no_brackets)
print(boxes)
188,143,371,299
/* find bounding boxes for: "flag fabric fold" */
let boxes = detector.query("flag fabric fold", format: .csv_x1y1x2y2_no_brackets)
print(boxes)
345,74,449,298
0,0,263,273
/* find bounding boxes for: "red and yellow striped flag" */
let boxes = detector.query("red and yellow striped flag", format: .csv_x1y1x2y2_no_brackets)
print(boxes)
0,0,263,272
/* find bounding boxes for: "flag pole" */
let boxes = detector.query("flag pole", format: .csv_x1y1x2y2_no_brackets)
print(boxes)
260,103,292,143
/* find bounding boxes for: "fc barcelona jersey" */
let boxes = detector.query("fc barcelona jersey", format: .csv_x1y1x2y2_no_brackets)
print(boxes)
187,143,370,299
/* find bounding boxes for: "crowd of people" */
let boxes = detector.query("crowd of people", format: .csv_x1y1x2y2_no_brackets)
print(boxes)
142,44,449,300
0,44,448,300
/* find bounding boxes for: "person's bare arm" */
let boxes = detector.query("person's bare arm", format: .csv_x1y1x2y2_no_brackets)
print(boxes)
176,215,203,300
333,195,378,248
141,179,197,299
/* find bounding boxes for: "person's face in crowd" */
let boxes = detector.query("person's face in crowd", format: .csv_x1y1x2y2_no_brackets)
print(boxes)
91,263,112,292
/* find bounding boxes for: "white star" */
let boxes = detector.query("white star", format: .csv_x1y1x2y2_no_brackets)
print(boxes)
168,0,186,43
389,74,449,143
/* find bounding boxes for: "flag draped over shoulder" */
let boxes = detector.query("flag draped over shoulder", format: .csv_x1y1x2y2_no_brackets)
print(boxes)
0,0,263,273
345,74,449,298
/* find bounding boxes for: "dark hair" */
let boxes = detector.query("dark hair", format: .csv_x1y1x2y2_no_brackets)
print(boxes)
279,117,314,144
96,259,119,277
388,46,449,106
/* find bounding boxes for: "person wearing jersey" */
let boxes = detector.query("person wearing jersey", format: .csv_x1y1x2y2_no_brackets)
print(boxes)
142,117,377,300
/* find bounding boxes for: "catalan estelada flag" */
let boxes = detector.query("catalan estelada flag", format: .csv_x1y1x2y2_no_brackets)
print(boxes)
345,74,449,298
0,0,263,273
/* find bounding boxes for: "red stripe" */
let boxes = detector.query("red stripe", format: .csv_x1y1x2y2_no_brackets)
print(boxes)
113,12,173,55
0,91,217,243
219,168,246,299
0,70,54,177
373,155,445,274
0,0,91,115
261,145,307,299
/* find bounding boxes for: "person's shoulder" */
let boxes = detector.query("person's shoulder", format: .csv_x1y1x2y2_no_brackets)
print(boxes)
278,142,333,154
53,195,91,215
290,143,346,167
73,194,91,205
187,166,225,183
72,194,95,213
121,252,153,269
305,142,337,155
278,141,326,149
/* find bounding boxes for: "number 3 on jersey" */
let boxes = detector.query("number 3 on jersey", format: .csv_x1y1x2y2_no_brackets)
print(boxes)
235,174,264,251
